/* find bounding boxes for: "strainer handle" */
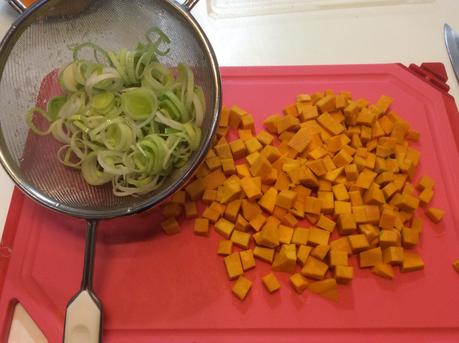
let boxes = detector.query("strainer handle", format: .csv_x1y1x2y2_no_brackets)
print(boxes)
63,220,103,343
181,0,200,11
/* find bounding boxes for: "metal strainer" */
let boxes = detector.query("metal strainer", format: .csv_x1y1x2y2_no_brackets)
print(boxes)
0,0,221,341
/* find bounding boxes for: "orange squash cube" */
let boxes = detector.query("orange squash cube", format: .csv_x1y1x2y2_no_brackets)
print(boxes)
276,189,297,209
426,207,445,223
401,251,424,272
232,276,252,300
301,256,329,280
161,218,181,235
272,244,297,273
217,240,233,255
231,230,251,249
224,253,243,280
253,246,275,263
297,245,312,265
334,265,353,284
359,247,383,268
262,273,281,293
371,263,394,279
240,249,256,271
308,227,330,246
329,250,348,266
290,273,309,294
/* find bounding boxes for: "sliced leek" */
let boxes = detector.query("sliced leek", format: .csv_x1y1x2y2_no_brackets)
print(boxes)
26,28,205,196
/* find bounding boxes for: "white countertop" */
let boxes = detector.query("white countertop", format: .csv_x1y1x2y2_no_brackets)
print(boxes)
1,0,459,341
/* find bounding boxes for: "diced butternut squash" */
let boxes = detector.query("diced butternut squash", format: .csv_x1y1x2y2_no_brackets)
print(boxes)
185,178,206,200
297,245,312,265
398,193,419,211
304,196,322,215
401,251,424,272
334,265,353,284
371,263,395,279
418,187,434,206
241,200,262,221
224,199,241,222
245,137,263,154
249,213,267,232
231,230,251,249
288,128,311,153
330,237,352,254
224,253,243,279
202,207,220,223
221,158,236,175
184,201,198,219
193,218,209,236
383,246,404,265
276,189,297,210
277,114,300,133
240,176,262,201
354,168,377,189
202,189,217,204
253,246,275,263
379,208,396,230
217,240,233,255
278,225,294,244
229,139,247,159
316,214,336,232
416,175,435,191
258,187,278,213
262,273,281,293
219,105,230,127
290,273,309,293
215,218,235,239
182,91,444,302
218,181,241,204
359,247,383,267
257,130,274,146
318,191,334,213
301,256,329,280
232,275,252,300
334,201,351,216
240,249,256,271
426,207,445,223
228,105,246,129
241,114,255,130
402,227,419,248
161,203,183,218
291,227,310,245
348,234,370,253
308,227,330,246
272,244,297,273
205,156,221,170
317,112,345,135
308,278,338,301
379,230,399,248
329,250,348,266
338,213,357,235
359,223,379,242
235,214,250,232
311,244,330,260
161,218,181,235
258,222,280,248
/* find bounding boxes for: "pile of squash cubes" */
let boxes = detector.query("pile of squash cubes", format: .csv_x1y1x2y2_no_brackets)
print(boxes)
160,90,445,301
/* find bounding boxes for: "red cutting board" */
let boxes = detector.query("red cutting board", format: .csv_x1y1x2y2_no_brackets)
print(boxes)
1,64,459,342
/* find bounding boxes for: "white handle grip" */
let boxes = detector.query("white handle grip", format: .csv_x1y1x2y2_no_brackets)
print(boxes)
64,290,102,343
